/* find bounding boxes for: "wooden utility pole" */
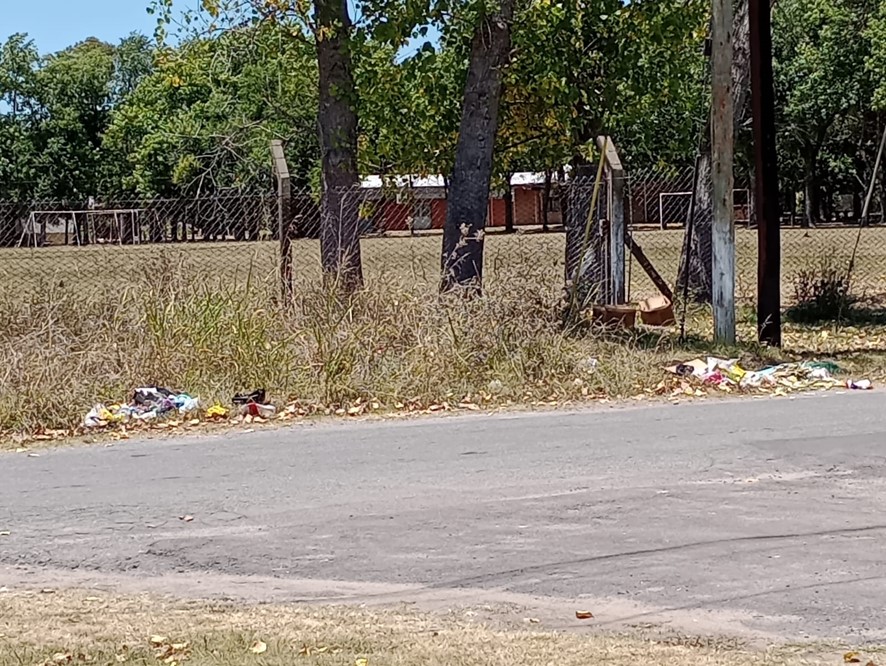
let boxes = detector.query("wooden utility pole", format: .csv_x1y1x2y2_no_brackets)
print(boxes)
711,0,736,343
750,0,781,346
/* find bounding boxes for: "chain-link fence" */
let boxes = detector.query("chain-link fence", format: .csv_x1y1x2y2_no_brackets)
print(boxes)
625,164,886,307
0,183,570,302
3,170,884,313
0,193,284,299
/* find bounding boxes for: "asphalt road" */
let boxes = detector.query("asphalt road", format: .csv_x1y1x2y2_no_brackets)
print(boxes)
2,392,886,642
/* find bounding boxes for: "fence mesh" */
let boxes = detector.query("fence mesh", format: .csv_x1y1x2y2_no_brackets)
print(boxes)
3,170,885,314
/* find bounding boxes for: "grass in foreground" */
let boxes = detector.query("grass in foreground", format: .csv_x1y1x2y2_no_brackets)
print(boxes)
0,589,851,666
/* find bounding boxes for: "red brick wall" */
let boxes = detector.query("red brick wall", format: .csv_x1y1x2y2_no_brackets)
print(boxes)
513,188,539,225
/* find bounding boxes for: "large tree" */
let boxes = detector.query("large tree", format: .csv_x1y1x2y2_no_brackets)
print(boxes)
106,23,318,196
440,0,517,290
775,0,874,227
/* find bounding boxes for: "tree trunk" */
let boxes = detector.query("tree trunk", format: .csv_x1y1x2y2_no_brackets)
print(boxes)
503,176,515,233
440,0,516,292
542,169,552,232
679,0,751,302
803,153,818,228
800,167,819,229
316,0,363,291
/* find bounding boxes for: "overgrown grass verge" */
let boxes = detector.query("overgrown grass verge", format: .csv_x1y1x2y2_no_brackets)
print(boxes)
2,260,885,445
0,589,848,666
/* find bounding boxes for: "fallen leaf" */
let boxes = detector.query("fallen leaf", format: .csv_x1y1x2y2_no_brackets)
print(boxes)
51,653,71,664
575,610,594,620
250,641,267,655
150,636,168,646
524,617,541,624
865,661,878,666
179,515,194,523
845,652,861,663
355,659,369,666
115,655,127,663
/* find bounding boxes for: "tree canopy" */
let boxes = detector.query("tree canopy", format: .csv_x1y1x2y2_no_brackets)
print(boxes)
0,0,884,227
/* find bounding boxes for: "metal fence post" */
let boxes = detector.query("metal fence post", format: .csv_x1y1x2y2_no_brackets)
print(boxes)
271,140,293,305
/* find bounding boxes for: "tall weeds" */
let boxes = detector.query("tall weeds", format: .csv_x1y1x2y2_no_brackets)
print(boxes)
0,262,682,434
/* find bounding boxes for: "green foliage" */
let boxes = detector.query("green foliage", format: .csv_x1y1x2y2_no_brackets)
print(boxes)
774,0,877,212
105,22,318,195
0,33,154,200
4,0,886,213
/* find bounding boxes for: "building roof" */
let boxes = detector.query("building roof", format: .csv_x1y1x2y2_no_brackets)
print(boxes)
361,170,569,190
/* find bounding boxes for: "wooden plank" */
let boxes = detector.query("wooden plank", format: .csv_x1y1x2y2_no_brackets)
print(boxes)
625,233,675,303
711,0,735,343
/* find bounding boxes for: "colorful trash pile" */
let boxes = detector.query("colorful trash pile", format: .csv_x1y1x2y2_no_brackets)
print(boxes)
83,386,201,428
666,357,872,395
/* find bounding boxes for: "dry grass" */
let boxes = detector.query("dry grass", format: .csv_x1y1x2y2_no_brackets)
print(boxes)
0,589,842,666
5,225,886,301
0,258,704,437
3,230,886,441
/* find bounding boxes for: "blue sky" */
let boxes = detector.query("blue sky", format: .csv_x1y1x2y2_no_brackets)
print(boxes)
3,0,183,52
3,1,438,54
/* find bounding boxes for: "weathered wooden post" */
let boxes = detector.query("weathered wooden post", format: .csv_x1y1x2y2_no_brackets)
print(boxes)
597,136,626,304
711,0,736,343
271,140,293,305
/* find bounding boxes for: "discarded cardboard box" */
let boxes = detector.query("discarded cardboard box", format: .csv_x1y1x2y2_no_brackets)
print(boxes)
593,304,637,330
638,295,675,326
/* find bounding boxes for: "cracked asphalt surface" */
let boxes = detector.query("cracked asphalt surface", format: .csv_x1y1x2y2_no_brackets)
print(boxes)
1,392,885,642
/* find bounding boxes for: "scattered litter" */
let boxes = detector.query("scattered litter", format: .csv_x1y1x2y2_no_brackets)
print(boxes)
83,386,200,429
847,379,873,390
205,404,229,419
238,403,277,418
666,357,863,397
233,389,266,406
0,531,10,537
178,515,194,523
575,610,594,620
249,641,268,655
231,389,276,419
